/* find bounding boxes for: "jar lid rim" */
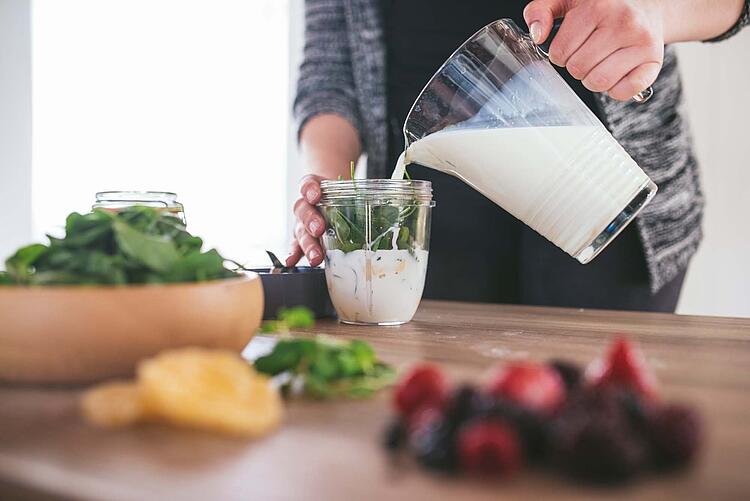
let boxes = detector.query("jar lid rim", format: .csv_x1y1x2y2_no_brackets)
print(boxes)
95,191,178,200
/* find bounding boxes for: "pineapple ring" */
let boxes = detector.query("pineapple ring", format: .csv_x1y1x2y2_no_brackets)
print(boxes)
137,348,282,437
80,381,145,428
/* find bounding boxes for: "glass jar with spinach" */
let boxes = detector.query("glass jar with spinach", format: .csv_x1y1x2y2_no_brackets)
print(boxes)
317,180,435,325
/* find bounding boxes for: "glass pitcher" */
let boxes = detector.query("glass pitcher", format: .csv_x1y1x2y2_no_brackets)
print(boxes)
401,19,657,264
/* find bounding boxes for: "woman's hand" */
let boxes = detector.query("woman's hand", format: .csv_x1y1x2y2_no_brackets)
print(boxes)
524,0,665,101
286,174,327,268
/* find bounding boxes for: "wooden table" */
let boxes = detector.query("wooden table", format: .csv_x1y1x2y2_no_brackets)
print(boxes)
1,301,749,501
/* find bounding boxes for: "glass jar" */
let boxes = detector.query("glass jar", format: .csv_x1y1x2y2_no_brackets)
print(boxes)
318,179,435,325
92,191,186,224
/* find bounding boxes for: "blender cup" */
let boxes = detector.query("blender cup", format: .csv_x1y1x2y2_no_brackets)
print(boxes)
318,180,435,325
402,19,657,264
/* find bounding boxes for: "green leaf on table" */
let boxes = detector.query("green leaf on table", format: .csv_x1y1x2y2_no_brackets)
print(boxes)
260,306,316,333
349,340,376,373
309,347,340,380
335,350,362,377
304,373,334,399
254,338,316,375
278,306,315,329
252,335,394,399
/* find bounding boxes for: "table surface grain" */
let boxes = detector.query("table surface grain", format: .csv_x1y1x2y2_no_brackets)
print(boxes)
1,301,749,501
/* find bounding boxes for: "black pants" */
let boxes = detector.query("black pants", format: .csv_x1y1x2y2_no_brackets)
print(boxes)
412,165,686,313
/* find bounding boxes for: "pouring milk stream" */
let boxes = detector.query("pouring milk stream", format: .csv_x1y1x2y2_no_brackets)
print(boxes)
392,19,657,264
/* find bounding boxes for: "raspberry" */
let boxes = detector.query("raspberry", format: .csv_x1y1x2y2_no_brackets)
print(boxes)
548,359,582,391
648,403,703,469
457,420,523,477
393,364,449,419
586,337,658,399
486,363,565,414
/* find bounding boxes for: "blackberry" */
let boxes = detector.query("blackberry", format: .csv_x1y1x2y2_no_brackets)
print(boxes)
548,359,582,391
410,416,458,472
382,417,406,452
563,385,623,418
618,389,651,432
648,403,703,470
480,398,552,464
444,384,488,429
556,412,647,483
552,386,648,483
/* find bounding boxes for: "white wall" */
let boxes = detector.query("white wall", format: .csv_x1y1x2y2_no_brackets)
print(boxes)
286,0,304,244
676,31,750,318
0,0,32,261
30,0,291,265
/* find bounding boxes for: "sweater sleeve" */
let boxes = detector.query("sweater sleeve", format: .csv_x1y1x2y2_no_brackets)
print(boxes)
292,0,363,140
706,0,750,42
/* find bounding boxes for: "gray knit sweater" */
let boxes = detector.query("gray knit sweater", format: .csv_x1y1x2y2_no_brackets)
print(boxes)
294,0,750,292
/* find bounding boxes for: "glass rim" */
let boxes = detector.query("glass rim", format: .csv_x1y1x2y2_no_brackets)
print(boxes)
319,179,434,206
403,18,537,144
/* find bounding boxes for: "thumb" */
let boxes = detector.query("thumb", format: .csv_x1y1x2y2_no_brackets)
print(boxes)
523,0,570,44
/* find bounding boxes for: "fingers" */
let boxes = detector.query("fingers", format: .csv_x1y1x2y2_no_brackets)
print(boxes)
582,46,656,95
287,174,326,267
523,0,570,43
564,28,620,80
293,198,325,237
607,62,660,101
545,6,599,67
299,174,325,205
525,0,664,102
290,196,326,267
285,240,304,268
294,221,324,267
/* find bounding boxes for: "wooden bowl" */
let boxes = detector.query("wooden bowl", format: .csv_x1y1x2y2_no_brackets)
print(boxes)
0,274,263,384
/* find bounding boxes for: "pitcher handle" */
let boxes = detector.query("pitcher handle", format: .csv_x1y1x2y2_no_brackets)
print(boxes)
536,18,654,104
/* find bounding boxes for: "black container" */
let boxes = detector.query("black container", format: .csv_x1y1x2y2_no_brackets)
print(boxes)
246,267,335,320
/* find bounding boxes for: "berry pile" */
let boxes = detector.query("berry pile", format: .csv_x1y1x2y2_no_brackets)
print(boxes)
383,337,703,484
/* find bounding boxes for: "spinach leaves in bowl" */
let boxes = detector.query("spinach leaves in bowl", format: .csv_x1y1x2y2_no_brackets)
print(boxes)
0,207,236,285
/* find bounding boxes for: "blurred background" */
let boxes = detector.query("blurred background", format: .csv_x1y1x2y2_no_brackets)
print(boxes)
0,0,748,317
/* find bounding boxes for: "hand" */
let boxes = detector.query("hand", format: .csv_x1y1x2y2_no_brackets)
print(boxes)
524,0,665,101
286,174,327,268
